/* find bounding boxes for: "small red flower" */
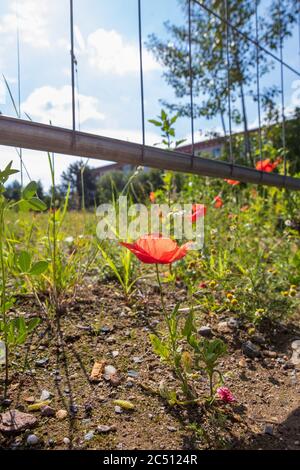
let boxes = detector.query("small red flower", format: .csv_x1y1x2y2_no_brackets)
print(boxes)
120,234,191,264
149,192,156,203
224,179,240,186
217,386,235,403
255,158,281,173
199,282,207,288
214,196,223,208
189,204,207,223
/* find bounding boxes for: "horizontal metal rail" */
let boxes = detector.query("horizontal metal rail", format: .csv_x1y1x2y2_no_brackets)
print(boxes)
0,115,300,190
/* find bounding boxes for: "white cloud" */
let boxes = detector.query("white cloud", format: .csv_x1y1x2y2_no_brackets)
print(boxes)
85,28,160,75
0,0,50,48
22,85,105,127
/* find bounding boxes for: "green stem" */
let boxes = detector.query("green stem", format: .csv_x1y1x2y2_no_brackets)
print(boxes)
0,205,8,398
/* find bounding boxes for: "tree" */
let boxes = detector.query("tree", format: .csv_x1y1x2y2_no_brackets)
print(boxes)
146,0,296,165
60,160,98,210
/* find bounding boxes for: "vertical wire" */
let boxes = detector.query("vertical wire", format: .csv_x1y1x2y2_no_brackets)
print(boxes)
279,1,287,176
298,0,300,69
255,0,263,168
188,0,195,166
138,0,145,161
225,0,234,169
70,0,76,133
16,0,23,187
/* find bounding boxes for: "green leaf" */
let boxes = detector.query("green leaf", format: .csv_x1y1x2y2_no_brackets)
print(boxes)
182,309,195,339
148,119,162,127
22,181,38,200
27,197,47,211
18,251,31,273
27,317,41,332
149,334,170,360
29,261,48,276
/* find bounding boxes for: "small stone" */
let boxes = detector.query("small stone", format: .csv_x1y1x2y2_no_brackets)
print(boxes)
252,334,265,345
133,357,143,364
238,358,247,368
227,318,239,329
217,321,230,334
100,326,111,334
40,390,51,401
56,409,68,420
127,370,139,378
90,360,106,382
41,406,55,417
26,434,39,446
97,424,117,433
115,406,123,414
84,431,94,441
242,341,261,358
294,440,300,446
167,426,177,432
0,410,37,434
63,437,70,445
112,351,119,358
198,326,212,338
104,365,121,385
1,398,12,407
263,350,277,358
291,340,300,365
264,424,274,436
35,357,49,367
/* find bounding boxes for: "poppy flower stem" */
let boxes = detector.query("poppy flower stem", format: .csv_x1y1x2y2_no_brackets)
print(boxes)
155,263,168,320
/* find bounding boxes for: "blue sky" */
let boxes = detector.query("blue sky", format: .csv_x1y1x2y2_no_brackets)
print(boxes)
0,0,300,189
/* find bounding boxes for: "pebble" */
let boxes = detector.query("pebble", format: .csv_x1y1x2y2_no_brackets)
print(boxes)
115,406,123,414
242,341,261,358
41,406,55,417
127,370,139,378
63,437,70,445
167,426,177,432
84,431,94,441
198,326,212,338
0,409,37,434
227,318,239,329
40,390,51,401
56,409,68,420
35,358,49,367
291,340,300,365
112,351,119,358
97,425,117,433
133,356,143,364
264,424,274,436
27,434,39,446
217,321,231,334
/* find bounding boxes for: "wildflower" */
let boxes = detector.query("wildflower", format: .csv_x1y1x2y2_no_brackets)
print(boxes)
209,280,217,288
214,196,223,208
282,291,289,297
226,293,234,300
199,282,208,288
255,158,281,173
224,179,240,186
231,298,238,306
216,386,235,403
289,289,297,297
120,234,191,264
189,204,207,223
149,192,156,203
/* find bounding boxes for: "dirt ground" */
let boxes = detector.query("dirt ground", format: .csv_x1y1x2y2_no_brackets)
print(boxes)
1,277,300,450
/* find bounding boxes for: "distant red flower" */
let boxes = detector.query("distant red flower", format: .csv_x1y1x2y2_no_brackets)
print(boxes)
224,179,240,186
214,196,224,208
199,282,207,288
255,158,281,173
149,192,156,203
120,234,191,264
217,386,235,403
240,205,249,212
189,204,207,223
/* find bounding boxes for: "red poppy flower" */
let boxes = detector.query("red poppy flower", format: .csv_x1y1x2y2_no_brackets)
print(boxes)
255,158,281,173
149,192,156,203
224,179,240,186
214,196,223,208
189,204,207,223
199,282,207,288
120,234,191,264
